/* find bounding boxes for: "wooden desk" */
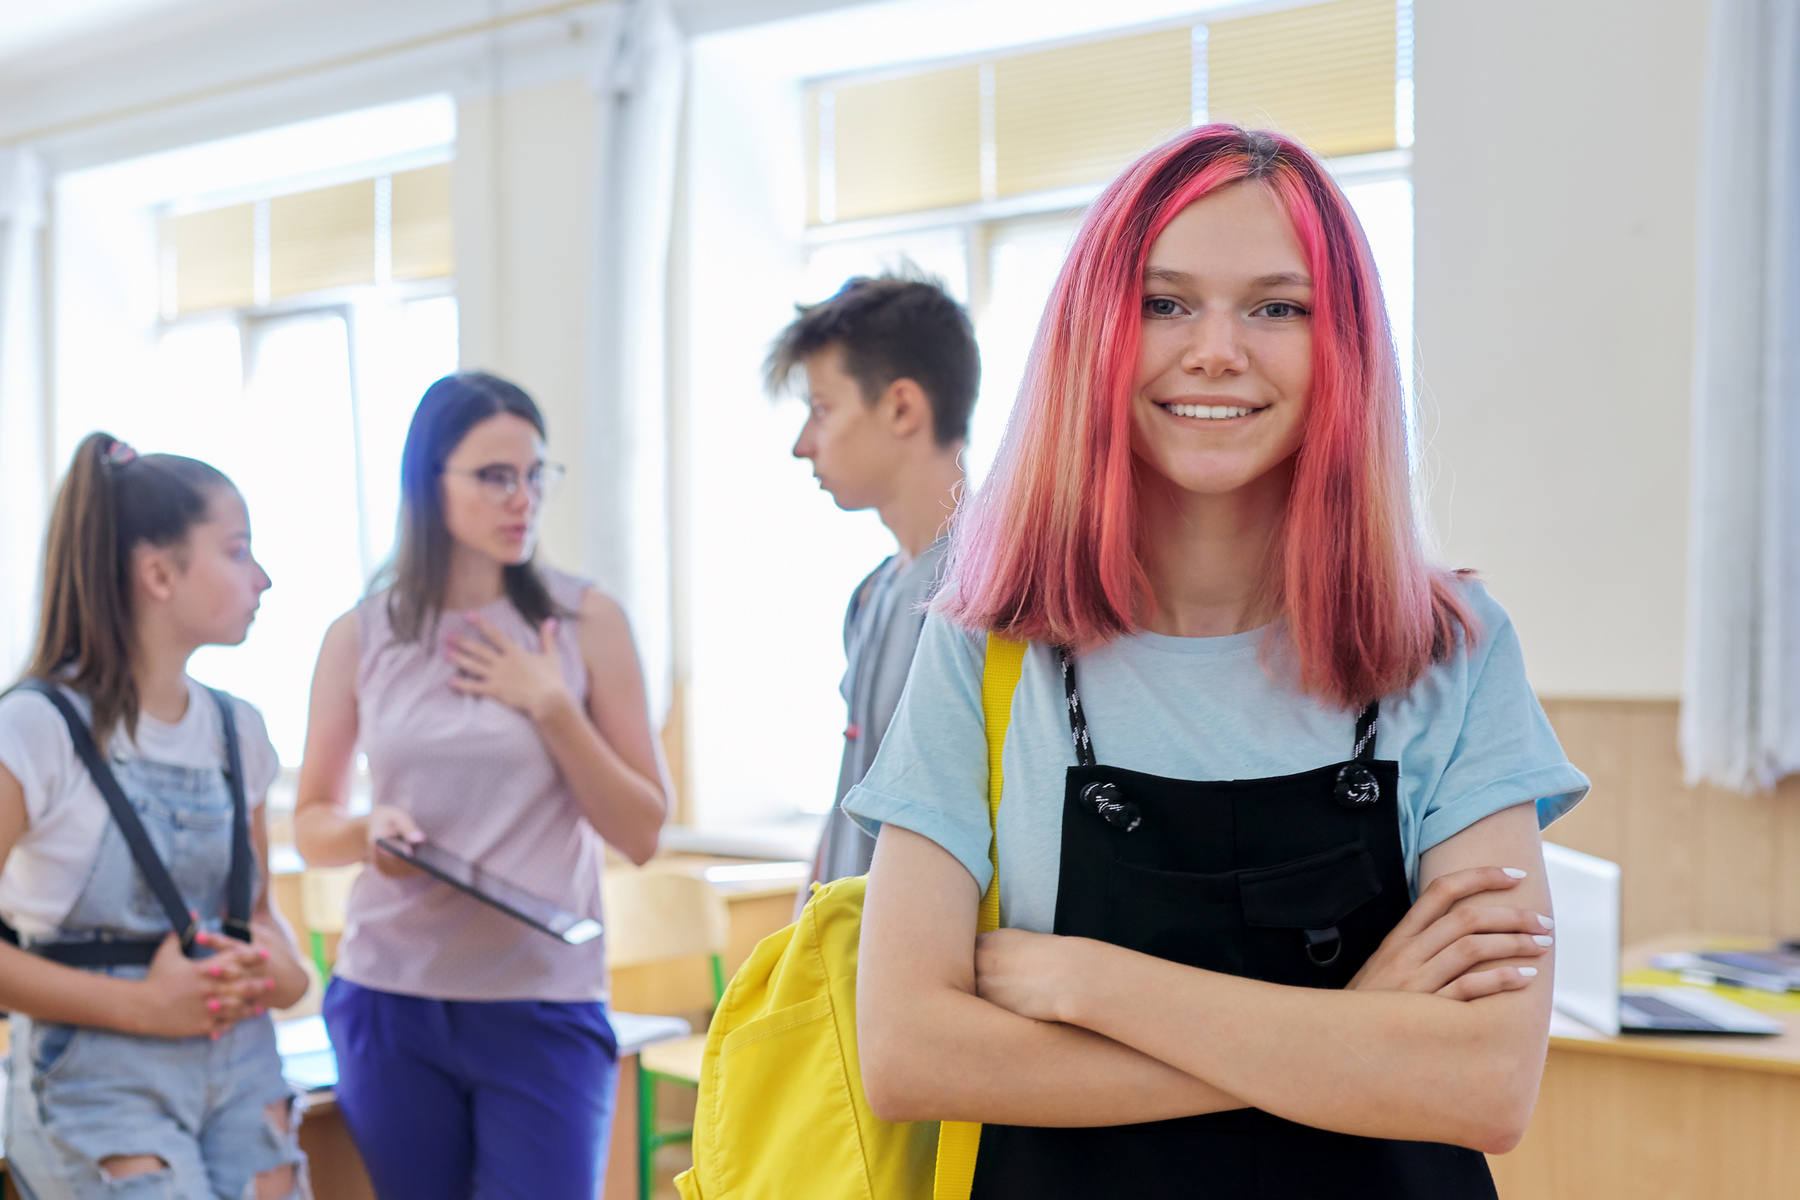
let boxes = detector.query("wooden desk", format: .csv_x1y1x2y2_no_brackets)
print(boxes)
1491,935,1800,1199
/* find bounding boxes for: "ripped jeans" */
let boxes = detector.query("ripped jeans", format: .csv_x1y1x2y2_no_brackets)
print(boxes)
5,1007,306,1200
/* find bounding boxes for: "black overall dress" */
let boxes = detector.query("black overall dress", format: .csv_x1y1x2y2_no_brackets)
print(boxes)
970,649,1498,1199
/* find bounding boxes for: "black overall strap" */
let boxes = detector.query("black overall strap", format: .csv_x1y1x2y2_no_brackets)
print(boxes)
1352,702,1381,762
12,680,200,953
1056,646,1096,767
1061,647,1384,764
208,688,254,942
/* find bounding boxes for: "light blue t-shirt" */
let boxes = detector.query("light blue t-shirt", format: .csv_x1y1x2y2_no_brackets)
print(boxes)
844,582,1589,934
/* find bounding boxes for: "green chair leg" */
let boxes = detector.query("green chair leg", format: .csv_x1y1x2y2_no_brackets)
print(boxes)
310,929,331,983
640,1068,698,1200
639,1060,657,1200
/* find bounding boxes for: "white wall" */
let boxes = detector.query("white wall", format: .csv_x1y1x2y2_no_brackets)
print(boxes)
456,80,597,572
1414,0,1711,699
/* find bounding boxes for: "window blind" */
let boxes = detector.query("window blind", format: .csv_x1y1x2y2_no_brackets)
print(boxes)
993,28,1193,198
1206,0,1397,158
806,0,1403,227
158,161,455,317
810,65,983,225
392,163,454,281
270,178,377,298
164,204,255,313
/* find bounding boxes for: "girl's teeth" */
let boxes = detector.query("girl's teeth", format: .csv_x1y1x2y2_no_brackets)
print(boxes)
1168,404,1254,420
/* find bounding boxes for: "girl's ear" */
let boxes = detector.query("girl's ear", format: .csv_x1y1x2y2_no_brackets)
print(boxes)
132,543,182,604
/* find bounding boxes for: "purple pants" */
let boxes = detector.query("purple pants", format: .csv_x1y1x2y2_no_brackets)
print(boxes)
323,977,618,1200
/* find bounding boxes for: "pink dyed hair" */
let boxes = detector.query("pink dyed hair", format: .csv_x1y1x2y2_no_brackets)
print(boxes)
937,124,1475,709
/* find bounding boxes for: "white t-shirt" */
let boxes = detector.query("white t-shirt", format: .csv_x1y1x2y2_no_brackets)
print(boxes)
0,678,280,937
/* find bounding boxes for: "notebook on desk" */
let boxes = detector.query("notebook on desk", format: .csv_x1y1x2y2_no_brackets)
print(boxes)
1542,842,1783,1036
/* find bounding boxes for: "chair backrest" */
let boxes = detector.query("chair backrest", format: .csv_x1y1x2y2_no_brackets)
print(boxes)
299,863,363,937
602,869,730,970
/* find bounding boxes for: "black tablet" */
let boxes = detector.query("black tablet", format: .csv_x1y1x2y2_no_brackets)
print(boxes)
375,838,603,945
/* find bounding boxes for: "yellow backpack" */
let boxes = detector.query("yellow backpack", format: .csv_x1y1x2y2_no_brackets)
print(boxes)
674,634,1025,1200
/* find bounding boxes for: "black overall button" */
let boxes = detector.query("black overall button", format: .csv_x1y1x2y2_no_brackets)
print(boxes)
1334,761,1381,808
1079,781,1142,832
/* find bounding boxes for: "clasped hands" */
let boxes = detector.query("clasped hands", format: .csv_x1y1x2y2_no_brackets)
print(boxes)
139,923,285,1041
975,865,1553,1026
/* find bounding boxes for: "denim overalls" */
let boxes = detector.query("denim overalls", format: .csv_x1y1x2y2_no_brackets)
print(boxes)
3,684,303,1200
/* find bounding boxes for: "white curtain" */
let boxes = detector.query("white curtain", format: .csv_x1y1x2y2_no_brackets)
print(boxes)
1681,0,1800,791
584,0,685,724
0,148,49,681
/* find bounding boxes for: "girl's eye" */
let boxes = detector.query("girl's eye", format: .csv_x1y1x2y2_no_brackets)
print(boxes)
1143,297,1184,318
1257,301,1310,320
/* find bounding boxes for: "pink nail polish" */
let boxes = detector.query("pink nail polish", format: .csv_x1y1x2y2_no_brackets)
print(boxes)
254,1006,265,1016
210,1029,221,1041
207,1000,220,1012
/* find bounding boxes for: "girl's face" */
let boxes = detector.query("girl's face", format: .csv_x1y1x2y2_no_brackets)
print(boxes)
439,412,549,566
1130,180,1315,498
160,487,271,647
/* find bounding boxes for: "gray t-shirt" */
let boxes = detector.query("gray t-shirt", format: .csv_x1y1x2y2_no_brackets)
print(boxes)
844,582,1589,933
813,538,947,884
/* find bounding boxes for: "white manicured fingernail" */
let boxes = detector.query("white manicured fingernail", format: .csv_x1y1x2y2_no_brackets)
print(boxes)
1537,914,1555,930
1518,967,1538,977
1533,935,1554,946
1502,868,1527,879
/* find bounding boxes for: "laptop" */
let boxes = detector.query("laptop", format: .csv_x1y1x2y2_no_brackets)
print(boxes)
1541,842,1783,1036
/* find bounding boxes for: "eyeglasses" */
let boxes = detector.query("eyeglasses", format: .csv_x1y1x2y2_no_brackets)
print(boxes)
443,462,567,501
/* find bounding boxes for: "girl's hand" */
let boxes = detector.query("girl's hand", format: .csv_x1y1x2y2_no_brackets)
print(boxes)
445,613,573,722
975,928,1095,1024
136,933,255,1039
194,930,283,1019
1347,866,1552,1000
366,805,424,878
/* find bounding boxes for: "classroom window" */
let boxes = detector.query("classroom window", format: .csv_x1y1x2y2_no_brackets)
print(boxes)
53,98,458,767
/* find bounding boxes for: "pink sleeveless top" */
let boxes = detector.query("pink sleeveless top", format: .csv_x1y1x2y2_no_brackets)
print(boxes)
333,567,609,1002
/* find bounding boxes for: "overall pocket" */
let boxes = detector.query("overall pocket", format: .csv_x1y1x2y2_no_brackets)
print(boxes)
1104,841,1384,980
1238,841,1384,982
1105,861,1245,973
29,1020,84,1081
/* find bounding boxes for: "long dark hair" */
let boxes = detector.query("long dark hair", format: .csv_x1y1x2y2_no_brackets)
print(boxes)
27,433,234,746
380,372,559,642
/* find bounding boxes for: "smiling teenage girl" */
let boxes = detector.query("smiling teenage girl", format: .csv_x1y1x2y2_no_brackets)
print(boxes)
848,127,1589,1197
0,435,309,1200
294,373,669,1199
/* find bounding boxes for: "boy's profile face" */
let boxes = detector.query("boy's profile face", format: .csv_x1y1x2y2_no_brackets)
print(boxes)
791,344,899,512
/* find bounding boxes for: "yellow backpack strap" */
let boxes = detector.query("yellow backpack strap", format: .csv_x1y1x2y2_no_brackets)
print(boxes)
932,631,1027,1200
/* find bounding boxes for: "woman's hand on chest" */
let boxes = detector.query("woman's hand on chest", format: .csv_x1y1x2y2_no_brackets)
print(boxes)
444,612,576,723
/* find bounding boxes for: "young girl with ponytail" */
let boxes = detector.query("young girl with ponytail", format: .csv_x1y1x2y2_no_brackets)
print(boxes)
0,435,310,1199
850,126,1589,1198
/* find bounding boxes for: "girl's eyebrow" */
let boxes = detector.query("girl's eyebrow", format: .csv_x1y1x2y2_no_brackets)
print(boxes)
1142,266,1314,289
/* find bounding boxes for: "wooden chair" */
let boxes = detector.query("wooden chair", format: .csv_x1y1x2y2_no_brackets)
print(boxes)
602,869,731,1200
299,863,363,981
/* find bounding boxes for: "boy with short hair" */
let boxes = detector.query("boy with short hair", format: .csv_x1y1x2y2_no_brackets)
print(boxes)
766,273,980,888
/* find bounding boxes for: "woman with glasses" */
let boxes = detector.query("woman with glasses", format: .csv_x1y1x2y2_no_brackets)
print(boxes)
294,372,669,1199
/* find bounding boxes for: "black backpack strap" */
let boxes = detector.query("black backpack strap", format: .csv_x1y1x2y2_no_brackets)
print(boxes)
12,679,200,953
208,687,254,942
